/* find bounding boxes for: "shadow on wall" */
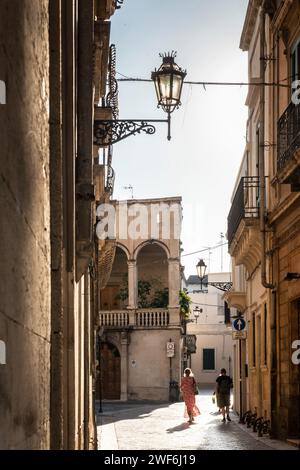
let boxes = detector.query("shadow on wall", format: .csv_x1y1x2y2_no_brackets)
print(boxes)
0,1,50,449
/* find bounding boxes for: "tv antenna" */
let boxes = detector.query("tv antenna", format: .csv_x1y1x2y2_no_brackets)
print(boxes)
124,184,134,199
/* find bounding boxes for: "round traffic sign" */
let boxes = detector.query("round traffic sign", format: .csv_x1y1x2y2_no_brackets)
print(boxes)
233,318,246,331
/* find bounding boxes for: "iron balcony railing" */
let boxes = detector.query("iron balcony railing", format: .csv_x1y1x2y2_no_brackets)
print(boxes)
104,145,115,195
278,102,300,171
227,176,260,247
106,44,119,120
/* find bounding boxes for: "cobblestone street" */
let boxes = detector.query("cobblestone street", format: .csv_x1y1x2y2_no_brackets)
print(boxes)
97,389,296,451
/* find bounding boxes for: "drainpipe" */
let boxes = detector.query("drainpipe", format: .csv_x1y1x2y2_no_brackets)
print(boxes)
259,1,278,437
259,2,274,291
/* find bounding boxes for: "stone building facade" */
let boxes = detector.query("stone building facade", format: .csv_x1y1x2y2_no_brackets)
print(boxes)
0,0,120,450
97,198,183,402
186,274,233,386
226,0,300,441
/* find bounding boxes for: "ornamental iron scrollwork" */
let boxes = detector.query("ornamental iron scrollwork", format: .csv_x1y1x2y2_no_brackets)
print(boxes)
277,102,300,171
105,164,115,195
94,120,156,146
114,0,124,9
106,45,119,120
202,282,233,292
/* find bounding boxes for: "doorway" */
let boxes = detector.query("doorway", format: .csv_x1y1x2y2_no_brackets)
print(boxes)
97,342,121,400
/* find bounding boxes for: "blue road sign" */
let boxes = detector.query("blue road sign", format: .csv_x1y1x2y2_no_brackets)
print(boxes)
233,318,246,331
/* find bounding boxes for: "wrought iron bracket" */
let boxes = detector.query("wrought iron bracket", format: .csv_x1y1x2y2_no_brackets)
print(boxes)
202,282,233,292
94,115,171,146
114,0,124,9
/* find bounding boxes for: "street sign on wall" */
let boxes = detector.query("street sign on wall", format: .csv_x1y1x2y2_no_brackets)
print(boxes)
232,317,247,340
167,342,175,357
232,330,247,340
232,318,246,331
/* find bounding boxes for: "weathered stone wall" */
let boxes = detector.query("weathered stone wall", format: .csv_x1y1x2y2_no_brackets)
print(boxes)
127,329,181,401
276,212,300,439
0,0,50,449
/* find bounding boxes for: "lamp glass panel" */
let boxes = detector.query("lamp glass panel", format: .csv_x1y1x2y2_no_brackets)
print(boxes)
196,261,206,279
158,73,172,101
171,74,183,102
154,78,161,103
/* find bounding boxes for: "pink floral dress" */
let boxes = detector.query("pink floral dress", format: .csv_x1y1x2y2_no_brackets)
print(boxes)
180,376,201,418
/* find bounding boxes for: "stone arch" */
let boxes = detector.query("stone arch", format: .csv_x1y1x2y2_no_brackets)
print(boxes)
115,242,130,260
133,239,170,261
135,242,169,309
100,246,128,310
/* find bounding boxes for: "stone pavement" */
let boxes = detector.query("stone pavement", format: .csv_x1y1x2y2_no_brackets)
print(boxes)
96,389,297,451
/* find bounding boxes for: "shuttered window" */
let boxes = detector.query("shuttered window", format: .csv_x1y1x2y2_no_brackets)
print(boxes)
203,348,215,371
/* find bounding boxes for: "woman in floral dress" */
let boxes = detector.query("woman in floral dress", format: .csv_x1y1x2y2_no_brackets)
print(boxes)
180,368,200,423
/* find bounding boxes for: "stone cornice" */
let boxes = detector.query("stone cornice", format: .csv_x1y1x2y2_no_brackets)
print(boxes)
240,0,262,51
270,0,293,32
223,290,247,313
229,219,262,275
268,193,300,225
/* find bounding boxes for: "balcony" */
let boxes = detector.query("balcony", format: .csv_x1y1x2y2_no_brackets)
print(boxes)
228,177,260,247
277,102,300,191
99,308,171,329
100,310,129,327
227,176,261,274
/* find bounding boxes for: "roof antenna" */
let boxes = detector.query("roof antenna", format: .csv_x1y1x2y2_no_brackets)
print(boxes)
124,184,134,199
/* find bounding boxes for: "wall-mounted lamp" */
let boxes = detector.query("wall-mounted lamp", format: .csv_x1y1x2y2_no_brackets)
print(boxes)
193,306,203,323
94,51,186,145
196,258,233,292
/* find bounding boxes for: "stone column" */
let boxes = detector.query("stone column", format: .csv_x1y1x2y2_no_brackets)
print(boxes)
120,331,129,401
168,258,181,308
127,260,137,325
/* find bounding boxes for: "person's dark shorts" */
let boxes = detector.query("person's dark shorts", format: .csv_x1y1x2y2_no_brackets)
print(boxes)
217,393,230,408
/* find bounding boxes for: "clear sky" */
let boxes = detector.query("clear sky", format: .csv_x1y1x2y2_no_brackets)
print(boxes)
110,0,249,278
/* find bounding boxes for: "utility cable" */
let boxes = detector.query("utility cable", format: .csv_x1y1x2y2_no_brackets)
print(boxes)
116,76,290,88
181,242,228,257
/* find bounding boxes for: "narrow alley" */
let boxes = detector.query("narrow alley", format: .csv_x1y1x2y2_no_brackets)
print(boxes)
97,389,295,451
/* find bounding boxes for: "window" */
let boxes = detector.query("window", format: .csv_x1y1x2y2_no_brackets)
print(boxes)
203,348,215,371
224,302,231,324
252,312,256,367
291,38,300,84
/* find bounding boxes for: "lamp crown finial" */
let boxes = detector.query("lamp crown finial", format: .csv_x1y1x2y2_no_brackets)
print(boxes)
159,51,177,63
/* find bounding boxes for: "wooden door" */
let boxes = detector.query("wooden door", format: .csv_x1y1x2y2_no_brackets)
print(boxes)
101,343,121,400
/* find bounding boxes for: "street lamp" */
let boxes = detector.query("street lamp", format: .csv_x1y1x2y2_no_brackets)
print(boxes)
94,52,186,145
193,306,202,323
196,259,233,292
152,51,187,140
196,259,207,283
